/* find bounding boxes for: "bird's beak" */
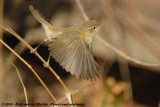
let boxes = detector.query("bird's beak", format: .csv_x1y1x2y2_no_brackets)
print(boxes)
100,24,105,27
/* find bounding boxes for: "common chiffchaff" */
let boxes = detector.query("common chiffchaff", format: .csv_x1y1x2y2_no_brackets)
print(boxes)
29,5,102,80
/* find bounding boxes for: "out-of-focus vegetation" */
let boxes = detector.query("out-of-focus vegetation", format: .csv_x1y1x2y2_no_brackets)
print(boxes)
0,0,160,107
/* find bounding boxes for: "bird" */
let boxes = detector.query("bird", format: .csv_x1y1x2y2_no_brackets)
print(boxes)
29,5,102,80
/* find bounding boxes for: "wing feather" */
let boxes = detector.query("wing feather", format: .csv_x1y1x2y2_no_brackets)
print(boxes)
47,32,100,80
86,51,95,80
75,45,83,78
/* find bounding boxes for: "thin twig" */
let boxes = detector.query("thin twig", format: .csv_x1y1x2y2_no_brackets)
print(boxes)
65,92,74,107
58,90,79,103
96,35,160,67
0,25,69,92
12,64,29,107
0,39,57,102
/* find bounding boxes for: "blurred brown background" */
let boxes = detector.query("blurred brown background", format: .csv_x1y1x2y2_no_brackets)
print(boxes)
1,0,160,107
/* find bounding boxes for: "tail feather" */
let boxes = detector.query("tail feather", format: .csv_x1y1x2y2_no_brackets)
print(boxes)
29,5,52,27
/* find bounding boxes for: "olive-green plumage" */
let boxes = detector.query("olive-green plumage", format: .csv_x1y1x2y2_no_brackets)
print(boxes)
29,5,102,80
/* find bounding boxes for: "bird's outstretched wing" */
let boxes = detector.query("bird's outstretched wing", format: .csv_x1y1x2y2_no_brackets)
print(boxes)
47,32,100,80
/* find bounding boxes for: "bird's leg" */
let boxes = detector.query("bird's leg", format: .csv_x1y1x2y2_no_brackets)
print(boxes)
43,53,51,68
30,40,44,53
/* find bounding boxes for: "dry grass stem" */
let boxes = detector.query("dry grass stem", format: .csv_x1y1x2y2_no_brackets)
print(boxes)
12,64,29,107
0,25,69,92
65,92,74,107
58,90,79,103
0,39,57,102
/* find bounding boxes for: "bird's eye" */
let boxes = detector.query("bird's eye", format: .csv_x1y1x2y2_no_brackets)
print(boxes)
93,27,96,29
